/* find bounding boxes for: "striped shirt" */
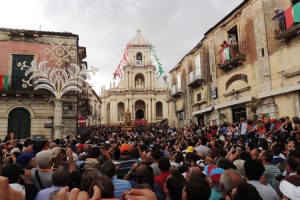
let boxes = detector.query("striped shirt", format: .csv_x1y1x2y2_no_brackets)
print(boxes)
111,177,132,199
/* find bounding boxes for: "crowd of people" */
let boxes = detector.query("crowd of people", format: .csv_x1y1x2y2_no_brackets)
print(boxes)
1,116,300,200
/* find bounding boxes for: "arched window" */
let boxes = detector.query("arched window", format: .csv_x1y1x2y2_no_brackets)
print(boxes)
156,102,163,121
118,102,125,121
136,52,142,65
8,107,31,139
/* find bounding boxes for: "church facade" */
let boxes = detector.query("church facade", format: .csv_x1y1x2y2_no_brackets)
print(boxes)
100,30,168,124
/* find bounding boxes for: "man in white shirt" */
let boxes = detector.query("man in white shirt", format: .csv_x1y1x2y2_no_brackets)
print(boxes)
244,159,279,200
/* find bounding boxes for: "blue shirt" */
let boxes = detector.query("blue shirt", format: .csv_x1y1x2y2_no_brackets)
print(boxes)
34,186,64,200
111,177,132,199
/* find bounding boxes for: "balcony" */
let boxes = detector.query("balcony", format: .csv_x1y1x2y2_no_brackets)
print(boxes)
107,87,166,94
273,4,300,41
171,85,183,98
188,70,204,88
217,41,246,72
192,100,207,107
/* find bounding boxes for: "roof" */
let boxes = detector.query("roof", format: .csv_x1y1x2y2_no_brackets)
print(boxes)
130,29,149,46
204,0,249,36
0,27,79,38
169,0,249,73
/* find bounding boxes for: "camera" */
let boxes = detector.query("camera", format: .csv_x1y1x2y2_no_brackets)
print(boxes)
6,153,10,157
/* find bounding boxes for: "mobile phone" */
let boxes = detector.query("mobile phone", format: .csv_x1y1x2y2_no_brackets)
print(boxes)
233,144,237,148
21,169,25,175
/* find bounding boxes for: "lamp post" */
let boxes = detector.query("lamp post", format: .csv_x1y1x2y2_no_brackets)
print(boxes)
19,39,97,139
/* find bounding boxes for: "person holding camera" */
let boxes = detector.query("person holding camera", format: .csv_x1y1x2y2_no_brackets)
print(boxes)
30,150,53,191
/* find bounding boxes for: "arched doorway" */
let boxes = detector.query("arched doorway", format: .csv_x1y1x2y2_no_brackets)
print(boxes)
8,107,31,139
117,102,125,121
156,101,163,121
135,100,145,120
136,109,144,119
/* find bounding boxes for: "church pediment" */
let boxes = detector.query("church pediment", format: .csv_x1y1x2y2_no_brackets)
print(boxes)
131,29,148,46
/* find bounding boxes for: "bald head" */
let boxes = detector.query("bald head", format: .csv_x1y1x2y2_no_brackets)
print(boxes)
186,167,202,181
220,169,243,192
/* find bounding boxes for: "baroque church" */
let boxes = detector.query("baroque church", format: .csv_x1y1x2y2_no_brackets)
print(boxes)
100,30,168,124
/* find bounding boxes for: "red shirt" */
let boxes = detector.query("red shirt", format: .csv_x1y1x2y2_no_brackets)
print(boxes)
154,171,172,190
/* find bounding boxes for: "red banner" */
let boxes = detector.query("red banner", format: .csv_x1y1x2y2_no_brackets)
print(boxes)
285,7,294,29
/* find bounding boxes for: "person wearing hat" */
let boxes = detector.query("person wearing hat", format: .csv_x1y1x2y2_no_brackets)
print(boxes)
279,175,300,200
185,146,194,153
30,150,53,191
116,143,140,179
204,165,224,200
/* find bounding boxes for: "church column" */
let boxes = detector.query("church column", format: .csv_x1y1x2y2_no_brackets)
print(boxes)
127,71,129,88
152,98,155,122
147,98,151,121
148,71,151,88
150,71,152,88
129,71,131,89
145,71,148,88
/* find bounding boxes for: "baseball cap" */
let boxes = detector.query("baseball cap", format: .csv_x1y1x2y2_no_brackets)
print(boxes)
186,146,194,153
10,148,21,154
280,180,300,200
35,150,53,168
77,143,84,149
209,168,224,183
120,144,131,154
203,164,216,176
270,118,276,123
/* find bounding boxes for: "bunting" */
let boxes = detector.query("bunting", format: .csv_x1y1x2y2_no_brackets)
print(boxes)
113,44,130,80
151,44,165,79
0,75,8,90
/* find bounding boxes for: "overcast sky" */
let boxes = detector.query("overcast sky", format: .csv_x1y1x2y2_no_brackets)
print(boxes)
1,0,243,94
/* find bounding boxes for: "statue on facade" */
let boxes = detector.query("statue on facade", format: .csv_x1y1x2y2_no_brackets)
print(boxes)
138,78,141,86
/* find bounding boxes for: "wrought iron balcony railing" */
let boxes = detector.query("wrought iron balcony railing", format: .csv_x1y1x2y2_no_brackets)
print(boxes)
217,41,246,71
188,69,204,88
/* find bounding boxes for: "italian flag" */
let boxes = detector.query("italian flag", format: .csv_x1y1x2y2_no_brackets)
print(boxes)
285,2,300,29
225,47,230,60
261,113,269,123
0,75,8,90
211,119,218,126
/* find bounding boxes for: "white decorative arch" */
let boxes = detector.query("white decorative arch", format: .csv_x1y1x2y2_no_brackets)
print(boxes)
5,105,35,118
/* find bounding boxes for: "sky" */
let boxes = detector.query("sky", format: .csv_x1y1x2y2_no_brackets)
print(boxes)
1,0,243,94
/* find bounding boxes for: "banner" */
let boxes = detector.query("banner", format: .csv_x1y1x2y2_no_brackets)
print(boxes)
151,45,165,78
113,44,130,80
0,75,8,90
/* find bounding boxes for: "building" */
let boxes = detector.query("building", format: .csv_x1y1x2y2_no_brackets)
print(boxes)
85,84,102,126
100,30,168,124
0,28,88,139
169,0,300,127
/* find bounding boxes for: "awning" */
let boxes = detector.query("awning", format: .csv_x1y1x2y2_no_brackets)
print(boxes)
258,84,300,99
214,96,252,110
192,106,213,116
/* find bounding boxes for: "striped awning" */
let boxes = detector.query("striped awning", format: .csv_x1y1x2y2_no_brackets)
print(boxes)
258,84,300,99
192,106,213,116
214,96,252,110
